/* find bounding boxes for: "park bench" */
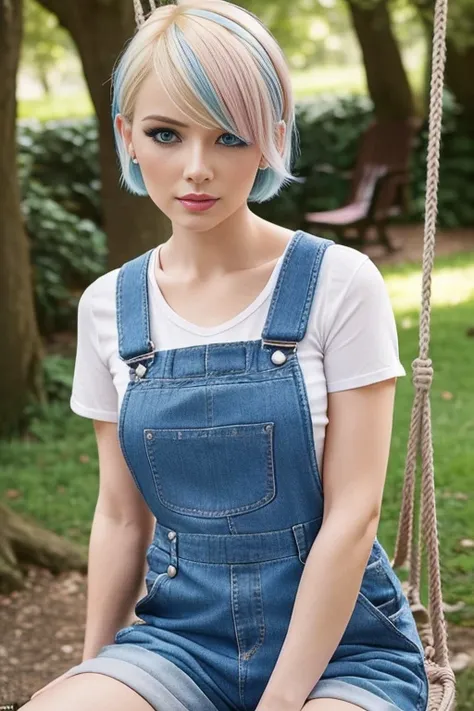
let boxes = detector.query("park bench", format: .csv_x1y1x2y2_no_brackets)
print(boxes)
303,118,421,252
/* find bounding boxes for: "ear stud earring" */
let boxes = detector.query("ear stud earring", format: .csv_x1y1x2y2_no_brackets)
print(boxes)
129,142,139,164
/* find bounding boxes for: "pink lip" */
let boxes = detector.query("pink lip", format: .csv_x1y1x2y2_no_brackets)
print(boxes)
179,193,217,200
177,197,219,212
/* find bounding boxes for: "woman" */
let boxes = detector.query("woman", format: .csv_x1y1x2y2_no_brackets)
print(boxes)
25,1,428,710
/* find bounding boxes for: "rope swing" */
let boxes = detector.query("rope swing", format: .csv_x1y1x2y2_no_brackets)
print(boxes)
133,1,456,708
391,0,456,707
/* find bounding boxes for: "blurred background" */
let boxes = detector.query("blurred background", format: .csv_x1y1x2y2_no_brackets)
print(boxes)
0,0,473,707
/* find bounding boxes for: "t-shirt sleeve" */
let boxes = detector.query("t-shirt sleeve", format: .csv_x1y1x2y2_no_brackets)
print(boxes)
70,283,119,422
323,256,406,392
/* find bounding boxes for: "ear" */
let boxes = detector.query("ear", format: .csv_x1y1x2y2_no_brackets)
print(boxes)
259,120,287,169
275,119,286,155
115,114,133,157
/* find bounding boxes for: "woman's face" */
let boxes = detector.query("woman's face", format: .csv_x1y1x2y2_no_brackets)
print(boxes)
116,72,266,231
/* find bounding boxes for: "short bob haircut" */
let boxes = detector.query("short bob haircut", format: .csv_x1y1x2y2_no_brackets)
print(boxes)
111,0,301,203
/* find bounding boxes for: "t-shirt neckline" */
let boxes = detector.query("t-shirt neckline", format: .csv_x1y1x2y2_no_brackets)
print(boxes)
147,239,291,337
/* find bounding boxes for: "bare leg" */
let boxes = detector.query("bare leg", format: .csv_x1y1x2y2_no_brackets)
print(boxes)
303,699,367,710
20,673,155,711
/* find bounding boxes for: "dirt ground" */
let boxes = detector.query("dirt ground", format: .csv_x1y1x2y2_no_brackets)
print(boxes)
1,224,473,708
344,224,474,265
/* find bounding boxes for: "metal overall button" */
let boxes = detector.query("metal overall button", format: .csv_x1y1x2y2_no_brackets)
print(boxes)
167,528,178,575
271,350,287,366
135,363,147,378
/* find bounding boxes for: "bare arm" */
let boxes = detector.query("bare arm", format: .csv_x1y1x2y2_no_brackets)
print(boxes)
257,378,398,711
81,419,155,661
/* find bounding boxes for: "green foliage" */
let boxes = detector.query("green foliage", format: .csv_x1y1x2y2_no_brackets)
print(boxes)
41,354,74,402
17,118,106,334
21,0,75,96
412,0,474,51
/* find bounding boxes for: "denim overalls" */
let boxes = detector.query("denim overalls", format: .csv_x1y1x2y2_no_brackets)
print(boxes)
67,231,428,711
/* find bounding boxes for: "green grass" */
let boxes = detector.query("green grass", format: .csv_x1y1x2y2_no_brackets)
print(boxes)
1,249,474,700
18,91,94,122
379,253,474,628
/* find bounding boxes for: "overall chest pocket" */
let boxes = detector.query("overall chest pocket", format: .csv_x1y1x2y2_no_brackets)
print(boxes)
144,422,276,517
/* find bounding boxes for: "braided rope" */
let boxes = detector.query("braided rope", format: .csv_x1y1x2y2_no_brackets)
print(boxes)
133,0,146,26
392,0,455,702
133,0,165,27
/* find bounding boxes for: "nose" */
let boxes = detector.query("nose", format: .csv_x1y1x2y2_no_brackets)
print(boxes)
182,140,213,184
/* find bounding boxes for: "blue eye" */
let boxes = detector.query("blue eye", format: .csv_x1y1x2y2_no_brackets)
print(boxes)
218,133,246,147
144,128,247,147
145,128,177,144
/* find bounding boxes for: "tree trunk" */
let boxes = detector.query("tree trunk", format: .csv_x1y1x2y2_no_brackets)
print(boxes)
37,0,171,268
444,43,474,119
0,503,87,593
346,0,415,120
0,0,44,437
414,0,474,120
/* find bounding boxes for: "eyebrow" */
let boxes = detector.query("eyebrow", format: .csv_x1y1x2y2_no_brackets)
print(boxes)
141,115,189,127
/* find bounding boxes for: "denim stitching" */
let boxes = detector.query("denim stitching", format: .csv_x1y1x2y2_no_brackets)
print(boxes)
293,358,324,496
118,385,148,500
140,250,153,348
117,265,125,357
227,516,237,534
168,554,304,567
292,524,308,565
241,565,265,661
135,572,169,614
131,370,295,388
296,241,332,341
230,566,246,709
358,592,425,655
144,424,276,517
261,231,302,339
206,386,213,427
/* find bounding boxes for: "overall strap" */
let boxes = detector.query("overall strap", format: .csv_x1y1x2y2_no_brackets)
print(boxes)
116,248,155,365
262,231,334,347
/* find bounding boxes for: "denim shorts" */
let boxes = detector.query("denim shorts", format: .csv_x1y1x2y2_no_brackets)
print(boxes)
64,642,408,711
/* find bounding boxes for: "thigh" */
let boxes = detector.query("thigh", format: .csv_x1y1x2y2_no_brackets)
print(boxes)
20,672,154,711
303,700,365,711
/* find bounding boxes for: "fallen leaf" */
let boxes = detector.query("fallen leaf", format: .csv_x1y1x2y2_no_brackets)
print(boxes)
443,601,466,613
5,489,22,499
441,391,454,400
79,454,90,464
460,539,474,549
450,652,472,673
442,491,469,501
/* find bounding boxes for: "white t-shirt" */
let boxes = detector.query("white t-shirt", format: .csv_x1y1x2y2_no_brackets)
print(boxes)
70,241,406,473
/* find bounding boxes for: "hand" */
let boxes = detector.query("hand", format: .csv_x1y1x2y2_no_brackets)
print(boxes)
30,671,71,700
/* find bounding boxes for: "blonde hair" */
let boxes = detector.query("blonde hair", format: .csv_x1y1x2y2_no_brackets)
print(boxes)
111,0,301,202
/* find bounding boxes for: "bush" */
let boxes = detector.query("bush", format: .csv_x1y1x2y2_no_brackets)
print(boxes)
18,118,107,335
